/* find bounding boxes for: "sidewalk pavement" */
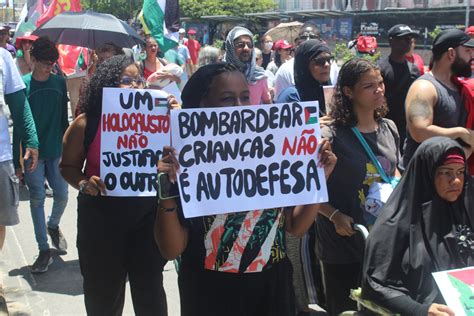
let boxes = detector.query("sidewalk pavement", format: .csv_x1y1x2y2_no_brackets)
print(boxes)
0,184,181,315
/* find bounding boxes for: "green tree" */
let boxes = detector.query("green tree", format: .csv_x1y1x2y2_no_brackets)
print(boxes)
180,0,276,19
81,0,143,20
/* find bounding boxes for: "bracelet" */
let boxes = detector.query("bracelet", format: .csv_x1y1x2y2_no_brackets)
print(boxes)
159,205,177,213
329,209,339,222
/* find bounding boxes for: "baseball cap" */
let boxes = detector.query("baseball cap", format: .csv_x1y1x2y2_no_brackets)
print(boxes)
15,33,38,48
179,28,185,34
466,26,474,35
432,28,474,54
272,39,293,50
388,24,418,38
188,29,197,35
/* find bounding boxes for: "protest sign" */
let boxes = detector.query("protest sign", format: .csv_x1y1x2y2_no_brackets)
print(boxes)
100,88,170,196
433,267,474,316
170,101,329,218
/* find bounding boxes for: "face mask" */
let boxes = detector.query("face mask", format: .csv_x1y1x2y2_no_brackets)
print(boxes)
264,42,273,51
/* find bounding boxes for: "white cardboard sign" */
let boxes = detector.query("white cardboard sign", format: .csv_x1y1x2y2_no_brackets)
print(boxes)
170,101,329,218
433,266,474,316
100,88,170,196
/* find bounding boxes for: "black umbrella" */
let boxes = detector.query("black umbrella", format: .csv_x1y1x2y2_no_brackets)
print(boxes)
33,11,144,49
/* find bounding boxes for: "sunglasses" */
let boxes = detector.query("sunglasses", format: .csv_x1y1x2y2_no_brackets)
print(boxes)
120,76,145,86
234,41,254,49
298,33,320,41
312,56,333,66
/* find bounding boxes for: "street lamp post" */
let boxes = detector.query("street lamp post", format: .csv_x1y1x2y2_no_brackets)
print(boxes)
466,0,470,29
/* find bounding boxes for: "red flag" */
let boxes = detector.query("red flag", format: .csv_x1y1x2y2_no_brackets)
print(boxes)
57,45,89,76
36,0,81,27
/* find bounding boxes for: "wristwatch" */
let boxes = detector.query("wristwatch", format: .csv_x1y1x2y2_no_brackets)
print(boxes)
79,180,88,194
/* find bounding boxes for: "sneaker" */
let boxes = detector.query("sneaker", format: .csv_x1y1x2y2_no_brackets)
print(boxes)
47,226,67,252
44,183,53,198
30,250,53,274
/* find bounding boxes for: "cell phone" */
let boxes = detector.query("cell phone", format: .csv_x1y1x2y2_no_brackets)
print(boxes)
157,172,179,200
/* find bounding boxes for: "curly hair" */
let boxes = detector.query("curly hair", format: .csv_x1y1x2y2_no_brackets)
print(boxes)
330,57,388,127
82,55,136,118
31,36,59,61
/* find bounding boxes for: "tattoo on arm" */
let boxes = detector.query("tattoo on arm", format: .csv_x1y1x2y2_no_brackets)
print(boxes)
407,94,433,124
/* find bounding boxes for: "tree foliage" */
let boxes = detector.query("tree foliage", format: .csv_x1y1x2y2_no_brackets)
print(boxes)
80,0,143,20
180,0,277,19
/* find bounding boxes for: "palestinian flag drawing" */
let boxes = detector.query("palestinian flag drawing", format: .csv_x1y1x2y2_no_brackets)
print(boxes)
305,106,318,125
447,269,474,315
139,0,180,53
155,97,168,107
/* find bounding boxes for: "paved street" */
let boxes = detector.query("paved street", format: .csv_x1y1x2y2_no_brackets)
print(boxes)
1,184,181,315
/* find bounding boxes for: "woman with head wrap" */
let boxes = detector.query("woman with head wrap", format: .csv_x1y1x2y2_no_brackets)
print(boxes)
223,26,272,105
361,137,473,316
277,39,333,124
276,38,335,314
155,62,337,316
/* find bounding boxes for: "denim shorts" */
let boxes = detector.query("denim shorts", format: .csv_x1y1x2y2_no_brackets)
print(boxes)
0,160,20,226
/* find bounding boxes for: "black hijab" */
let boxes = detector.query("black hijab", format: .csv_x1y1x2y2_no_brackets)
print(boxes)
362,137,474,310
293,39,331,115
181,62,238,109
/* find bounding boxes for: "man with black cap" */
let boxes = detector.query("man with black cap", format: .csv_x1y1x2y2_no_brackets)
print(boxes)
379,24,420,153
403,28,474,170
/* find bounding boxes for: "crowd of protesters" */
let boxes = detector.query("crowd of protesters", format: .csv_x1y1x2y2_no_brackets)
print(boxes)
0,18,473,316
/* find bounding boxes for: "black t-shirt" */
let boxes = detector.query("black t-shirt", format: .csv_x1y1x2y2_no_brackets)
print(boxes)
378,57,419,152
316,119,400,264
262,52,272,70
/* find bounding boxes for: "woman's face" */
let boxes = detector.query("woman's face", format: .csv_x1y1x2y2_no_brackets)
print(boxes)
308,52,331,83
145,38,159,57
119,64,144,89
200,71,250,107
278,48,292,61
434,163,465,202
344,69,385,110
21,40,33,52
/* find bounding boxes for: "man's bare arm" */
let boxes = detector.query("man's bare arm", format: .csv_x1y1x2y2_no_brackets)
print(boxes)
406,79,470,144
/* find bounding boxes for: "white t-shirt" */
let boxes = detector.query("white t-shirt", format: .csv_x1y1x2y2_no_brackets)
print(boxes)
0,47,26,162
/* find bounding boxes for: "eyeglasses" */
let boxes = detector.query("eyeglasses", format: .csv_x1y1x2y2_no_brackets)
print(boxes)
312,56,333,66
119,76,144,86
234,41,254,49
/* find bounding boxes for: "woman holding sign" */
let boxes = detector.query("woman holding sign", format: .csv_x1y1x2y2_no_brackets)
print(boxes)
361,137,473,316
60,55,168,316
312,58,401,315
155,62,337,316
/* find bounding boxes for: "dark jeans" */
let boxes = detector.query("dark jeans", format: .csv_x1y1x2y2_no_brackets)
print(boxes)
322,261,361,316
77,194,167,316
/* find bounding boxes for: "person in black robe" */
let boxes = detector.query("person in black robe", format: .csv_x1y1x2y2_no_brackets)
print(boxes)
362,137,474,316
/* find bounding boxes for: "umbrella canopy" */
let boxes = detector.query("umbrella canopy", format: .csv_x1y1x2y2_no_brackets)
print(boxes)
264,21,303,45
33,11,144,49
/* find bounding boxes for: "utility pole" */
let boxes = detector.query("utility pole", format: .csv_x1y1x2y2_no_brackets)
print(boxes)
466,0,470,29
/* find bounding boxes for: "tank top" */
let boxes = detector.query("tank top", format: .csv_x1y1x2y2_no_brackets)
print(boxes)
402,73,466,169
84,119,101,178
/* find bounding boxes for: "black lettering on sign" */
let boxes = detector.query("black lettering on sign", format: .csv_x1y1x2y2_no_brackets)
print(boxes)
179,168,191,202
104,173,117,190
119,91,154,111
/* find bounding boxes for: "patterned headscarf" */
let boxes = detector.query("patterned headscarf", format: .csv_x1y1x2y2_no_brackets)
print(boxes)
223,26,266,84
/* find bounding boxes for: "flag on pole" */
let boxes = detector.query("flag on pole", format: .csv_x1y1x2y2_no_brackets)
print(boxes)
139,0,180,53
36,0,82,27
